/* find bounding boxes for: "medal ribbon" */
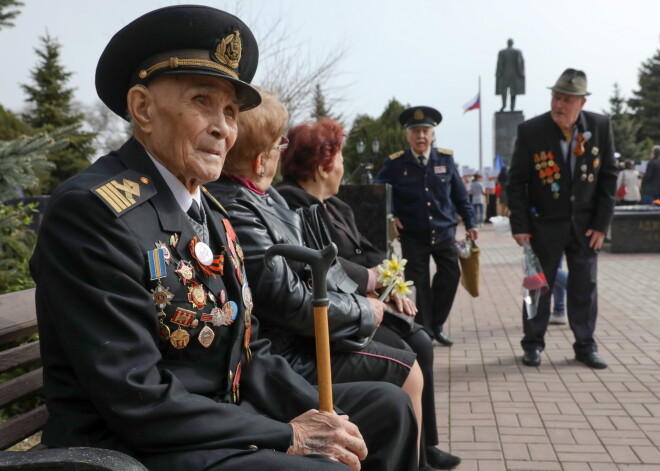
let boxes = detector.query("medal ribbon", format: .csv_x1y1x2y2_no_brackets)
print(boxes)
189,236,224,277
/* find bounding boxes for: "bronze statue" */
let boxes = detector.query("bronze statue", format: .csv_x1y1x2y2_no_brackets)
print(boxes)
496,39,525,112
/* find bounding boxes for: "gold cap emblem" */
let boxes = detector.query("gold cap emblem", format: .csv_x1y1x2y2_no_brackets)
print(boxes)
413,109,425,120
215,30,242,69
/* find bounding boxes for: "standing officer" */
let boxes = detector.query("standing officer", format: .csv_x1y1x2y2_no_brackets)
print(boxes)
375,107,478,346
507,69,617,369
29,6,418,471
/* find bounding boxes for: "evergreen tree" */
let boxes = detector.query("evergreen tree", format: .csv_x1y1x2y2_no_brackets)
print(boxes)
311,83,332,121
0,0,23,30
629,45,660,145
606,83,648,163
0,104,31,141
343,99,409,184
21,33,95,194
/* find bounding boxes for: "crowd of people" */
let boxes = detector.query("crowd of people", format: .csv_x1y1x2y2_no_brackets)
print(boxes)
26,4,657,471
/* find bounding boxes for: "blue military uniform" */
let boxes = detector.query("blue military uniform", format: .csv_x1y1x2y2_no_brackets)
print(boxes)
375,146,476,340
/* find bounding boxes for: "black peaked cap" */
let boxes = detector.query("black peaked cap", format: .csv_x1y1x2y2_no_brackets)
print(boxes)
96,5,261,120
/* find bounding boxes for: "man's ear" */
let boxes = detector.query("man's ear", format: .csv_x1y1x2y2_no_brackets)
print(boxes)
127,85,152,133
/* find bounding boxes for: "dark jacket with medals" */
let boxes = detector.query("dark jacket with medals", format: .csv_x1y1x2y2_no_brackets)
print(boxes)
205,177,376,378
374,147,476,244
507,111,617,248
276,180,383,296
30,138,323,469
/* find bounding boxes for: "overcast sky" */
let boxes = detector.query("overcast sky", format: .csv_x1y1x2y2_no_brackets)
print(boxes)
1,0,659,170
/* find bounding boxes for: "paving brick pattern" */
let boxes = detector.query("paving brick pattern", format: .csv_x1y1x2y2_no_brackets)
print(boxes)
431,225,660,470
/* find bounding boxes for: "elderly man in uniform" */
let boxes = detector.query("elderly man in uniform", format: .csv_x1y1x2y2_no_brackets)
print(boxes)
507,69,617,369
29,6,418,471
375,107,478,347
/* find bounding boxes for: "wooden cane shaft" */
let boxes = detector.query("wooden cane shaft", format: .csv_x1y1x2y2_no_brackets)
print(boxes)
313,305,334,413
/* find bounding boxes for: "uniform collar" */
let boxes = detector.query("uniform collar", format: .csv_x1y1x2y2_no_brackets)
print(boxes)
411,148,432,160
146,151,201,212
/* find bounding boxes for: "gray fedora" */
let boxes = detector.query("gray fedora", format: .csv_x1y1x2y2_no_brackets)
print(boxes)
548,68,591,96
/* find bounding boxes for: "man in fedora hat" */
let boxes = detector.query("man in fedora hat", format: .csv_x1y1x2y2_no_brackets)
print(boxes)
29,6,418,471
375,106,477,349
507,68,617,369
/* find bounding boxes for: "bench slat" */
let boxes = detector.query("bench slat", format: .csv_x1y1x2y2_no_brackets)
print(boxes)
0,404,47,450
0,341,41,373
0,367,43,408
0,289,37,345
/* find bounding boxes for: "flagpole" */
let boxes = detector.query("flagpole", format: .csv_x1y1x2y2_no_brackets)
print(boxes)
478,76,483,171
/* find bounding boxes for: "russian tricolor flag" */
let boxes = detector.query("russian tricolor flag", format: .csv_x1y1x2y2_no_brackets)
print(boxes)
463,93,480,113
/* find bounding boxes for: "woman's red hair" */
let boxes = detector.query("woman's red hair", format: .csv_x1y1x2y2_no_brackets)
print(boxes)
280,119,344,182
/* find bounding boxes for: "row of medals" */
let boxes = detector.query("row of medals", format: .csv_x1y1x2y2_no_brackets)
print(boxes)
148,223,252,356
534,151,596,199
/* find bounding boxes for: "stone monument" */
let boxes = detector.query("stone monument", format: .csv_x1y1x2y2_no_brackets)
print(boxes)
494,38,525,168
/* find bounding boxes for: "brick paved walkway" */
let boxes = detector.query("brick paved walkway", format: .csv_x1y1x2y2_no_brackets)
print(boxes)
432,225,660,470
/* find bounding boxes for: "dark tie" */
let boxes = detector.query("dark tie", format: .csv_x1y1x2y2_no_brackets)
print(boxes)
418,155,426,167
187,200,203,224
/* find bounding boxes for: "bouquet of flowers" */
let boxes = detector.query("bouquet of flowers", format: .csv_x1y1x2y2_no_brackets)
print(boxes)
522,242,549,319
376,255,413,301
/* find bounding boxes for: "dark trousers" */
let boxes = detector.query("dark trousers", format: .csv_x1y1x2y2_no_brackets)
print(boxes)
373,325,439,447
141,382,418,471
522,230,599,355
401,235,460,334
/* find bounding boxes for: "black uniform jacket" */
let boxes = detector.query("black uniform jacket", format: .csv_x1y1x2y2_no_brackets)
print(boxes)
205,177,376,376
507,111,617,247
276,180,383,296
374,147,475,243
29,138,325,467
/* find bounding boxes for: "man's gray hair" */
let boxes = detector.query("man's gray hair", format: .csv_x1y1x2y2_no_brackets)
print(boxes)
652,145,660,159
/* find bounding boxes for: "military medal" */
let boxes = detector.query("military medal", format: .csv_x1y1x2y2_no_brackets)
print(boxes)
592,147,599,155
170,328,190,349
235,244,244,265
220,301,238,326
154,241,172,264
189,236,224,277
242,284,253,311
147,247,168,280
158,312,171,341
581,174,587,181
170,233,180,249
593,157,600,169
151,284,174,309
175,260,195,285
171,307,196,327
198,325,215,348
581,164,587,173
588,173,594,182
187,282,207,310
219,289,227,305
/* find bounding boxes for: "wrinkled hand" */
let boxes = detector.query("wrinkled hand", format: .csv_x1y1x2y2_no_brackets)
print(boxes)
288,410,368,471
390,217,403,239
366,296,386,327
388,293,417,316
512,233,531,247
467,227,479,241
585,229,605,250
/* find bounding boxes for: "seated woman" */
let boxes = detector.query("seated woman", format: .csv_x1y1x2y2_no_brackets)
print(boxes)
205,89,442,469
276,120,459,471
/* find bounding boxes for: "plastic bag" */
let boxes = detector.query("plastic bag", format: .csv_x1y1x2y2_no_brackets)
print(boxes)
489,216,511,236
522,242,549,319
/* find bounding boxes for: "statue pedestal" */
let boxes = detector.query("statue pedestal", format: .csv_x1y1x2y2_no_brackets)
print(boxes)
493,111,524,168
336,183,391,254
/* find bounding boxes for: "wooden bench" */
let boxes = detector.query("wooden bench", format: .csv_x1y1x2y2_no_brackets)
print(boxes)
0,289,146,470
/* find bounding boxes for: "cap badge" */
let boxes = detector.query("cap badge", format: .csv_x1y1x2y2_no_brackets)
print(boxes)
215,30,242,68
413,109,424,120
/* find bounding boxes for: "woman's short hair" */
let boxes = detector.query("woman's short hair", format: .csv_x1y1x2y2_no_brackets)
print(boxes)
625,159,635,170
224,87,288,174
280,119,344,182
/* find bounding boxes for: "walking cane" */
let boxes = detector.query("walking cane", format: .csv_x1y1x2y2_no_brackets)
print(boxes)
264,243,338,413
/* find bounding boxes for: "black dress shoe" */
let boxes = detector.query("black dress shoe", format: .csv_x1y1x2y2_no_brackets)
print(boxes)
575,351,607,369
522,349,541,367
433,329,454,346
426,446,461,470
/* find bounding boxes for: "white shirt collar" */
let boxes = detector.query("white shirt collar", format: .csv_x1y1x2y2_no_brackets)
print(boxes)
146,152,201,212
411,148,432,160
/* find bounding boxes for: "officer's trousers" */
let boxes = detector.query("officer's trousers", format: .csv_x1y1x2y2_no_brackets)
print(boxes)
402,235,460,335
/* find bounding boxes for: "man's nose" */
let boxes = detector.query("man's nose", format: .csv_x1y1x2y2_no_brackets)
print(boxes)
209,113,229,139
